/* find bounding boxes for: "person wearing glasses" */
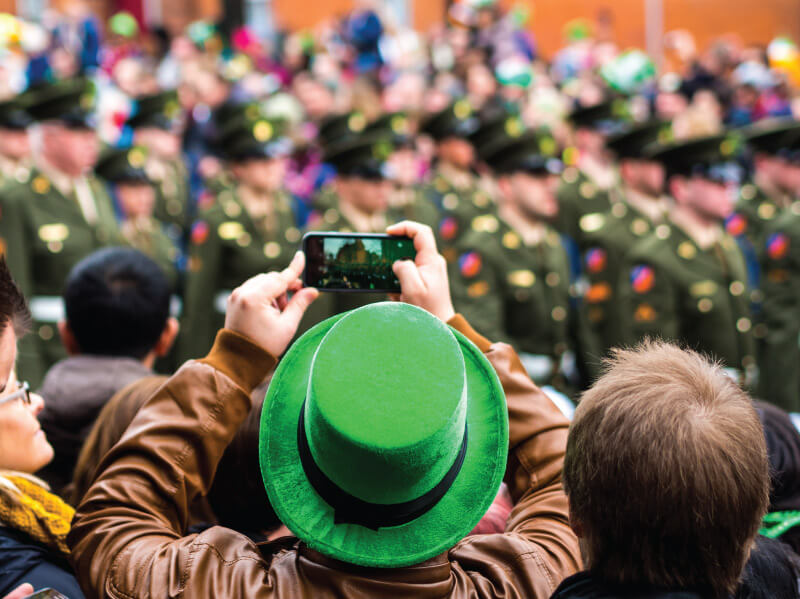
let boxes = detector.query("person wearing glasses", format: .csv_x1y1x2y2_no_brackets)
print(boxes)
0,259,85,599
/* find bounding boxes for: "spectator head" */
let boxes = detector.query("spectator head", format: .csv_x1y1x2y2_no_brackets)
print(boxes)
0,258,52,475
59,248,178,365
736,535,800,599
565,341,769,598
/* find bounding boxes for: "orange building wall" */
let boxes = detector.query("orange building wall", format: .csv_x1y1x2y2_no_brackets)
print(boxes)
271,0,800,59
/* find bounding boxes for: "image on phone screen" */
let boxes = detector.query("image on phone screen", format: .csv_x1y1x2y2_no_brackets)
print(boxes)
303,233,416,293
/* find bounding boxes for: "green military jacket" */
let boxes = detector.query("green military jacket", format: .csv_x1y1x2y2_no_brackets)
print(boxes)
178,188,301,361
0,170,122,386
390,187,440,229
422,170,495,264
119,218,181,291
448,216,572,386
149,157,190,236
0,160,32,189
756,207,800,411
555,166,615,249
618,223,756,379
727,183,787,256
580,199,663,359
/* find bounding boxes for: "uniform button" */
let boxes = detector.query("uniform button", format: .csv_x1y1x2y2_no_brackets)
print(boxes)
443,193,459,211
47,241,63,253
697,298,713,313
545,272,561,287
736,317,752,333
611,203,627,218
236,233,252,247
579,182,596,198
655,225,671,240
39,325,53,340
285,227,301,243
167,199,183,216
791,201,800,216
740,184,756,200
631,218,649,236
551,306,567,321
324,209,339,224
264,241,282,258
729,281,745,296
224,202,241,218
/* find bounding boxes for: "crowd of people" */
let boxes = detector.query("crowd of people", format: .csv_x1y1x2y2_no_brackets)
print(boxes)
0,0,799,597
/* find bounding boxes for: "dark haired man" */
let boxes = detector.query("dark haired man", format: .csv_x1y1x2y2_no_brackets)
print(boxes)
37,247,178,493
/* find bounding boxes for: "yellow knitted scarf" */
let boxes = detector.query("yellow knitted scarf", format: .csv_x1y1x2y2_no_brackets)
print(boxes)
0,475,74,556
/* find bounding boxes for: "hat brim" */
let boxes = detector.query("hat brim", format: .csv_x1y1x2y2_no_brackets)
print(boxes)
260,312,508,568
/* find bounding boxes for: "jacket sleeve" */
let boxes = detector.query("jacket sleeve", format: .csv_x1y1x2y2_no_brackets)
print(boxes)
67,330,277,599
447,316,582,598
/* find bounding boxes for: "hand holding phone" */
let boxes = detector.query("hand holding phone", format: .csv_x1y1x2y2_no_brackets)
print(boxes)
387,221,456,323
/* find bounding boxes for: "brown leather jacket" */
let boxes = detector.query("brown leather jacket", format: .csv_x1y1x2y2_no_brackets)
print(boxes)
68,315,582,598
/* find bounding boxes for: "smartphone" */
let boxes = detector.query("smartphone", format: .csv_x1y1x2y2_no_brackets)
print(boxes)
302,232,416,293
24,590,69,599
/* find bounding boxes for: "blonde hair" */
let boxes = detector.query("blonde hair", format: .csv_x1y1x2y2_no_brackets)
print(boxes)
565,340,769,598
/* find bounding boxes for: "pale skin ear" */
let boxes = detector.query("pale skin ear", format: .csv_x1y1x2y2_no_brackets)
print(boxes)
154,317,179,358
58,320,81,356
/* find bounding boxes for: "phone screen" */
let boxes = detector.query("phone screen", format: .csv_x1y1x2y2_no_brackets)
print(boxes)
303,233,416,293
24,589,69,599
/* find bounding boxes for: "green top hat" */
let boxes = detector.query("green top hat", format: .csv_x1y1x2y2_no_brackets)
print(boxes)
95,146,151,184
317,111,370,149
567,97,631,135
484,126,563,176
421,100,480,141
324,133,395,180
741,117,800,156
217,117,293,162
260,302,508,567
645,133,745,182
365,112,413,147
606,120,673,160
0,98,33,130
126,90,182,131
24,78,97,129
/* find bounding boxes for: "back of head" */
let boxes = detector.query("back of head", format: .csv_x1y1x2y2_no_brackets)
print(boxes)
755,401,800,512
0,258,30,337
64,248,170,359
68,375,169,506
736,535,800,599
565,340,769,598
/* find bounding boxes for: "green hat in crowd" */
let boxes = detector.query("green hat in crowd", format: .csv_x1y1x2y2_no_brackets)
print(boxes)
0,97,33,130
217,117,293,162
483,121,563,176
260,302,508,567
317,111,370,148
567,97,631,135
24,78,97,129
126,90,182,131
421,99,480,141
606,120,673,160
324,133,395,180
646,133,745,183
741,117,800,156
95,146,151,184
365,112,414,147
213,99,264,130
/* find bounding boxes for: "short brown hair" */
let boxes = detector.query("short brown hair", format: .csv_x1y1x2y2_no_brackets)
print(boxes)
565,341,769,598
0,258,30,337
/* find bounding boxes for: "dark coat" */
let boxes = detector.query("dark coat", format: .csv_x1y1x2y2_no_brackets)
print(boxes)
0,526,85,598
551,572,709,599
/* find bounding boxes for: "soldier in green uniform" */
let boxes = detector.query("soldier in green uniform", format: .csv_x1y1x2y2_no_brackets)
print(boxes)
127,90,191,241
0,78,122,387
726,118,800,254
94,146,180,289
178,116,300,361
618,134,757,385
0,97,33,187
299,133,400,331
448,125,574,394
419,100,495,263
556,98,630,248
366,112,439,229
579,120,671,362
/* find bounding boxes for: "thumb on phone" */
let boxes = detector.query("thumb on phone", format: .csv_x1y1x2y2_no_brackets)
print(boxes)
3,583,33,599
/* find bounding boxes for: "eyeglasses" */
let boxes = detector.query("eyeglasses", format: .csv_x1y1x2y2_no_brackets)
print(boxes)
0,381,31,408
